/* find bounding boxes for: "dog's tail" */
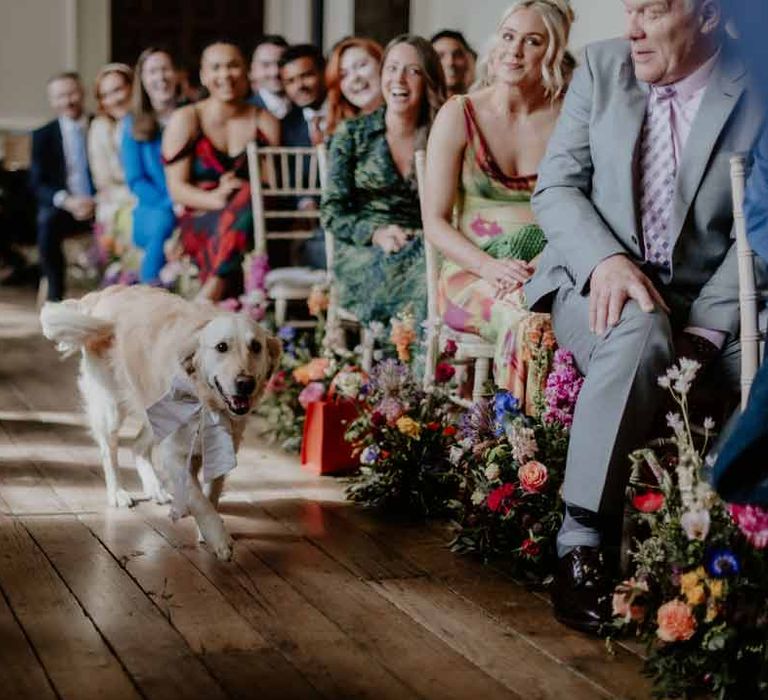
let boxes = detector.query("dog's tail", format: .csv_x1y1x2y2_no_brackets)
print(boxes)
40,300,115,358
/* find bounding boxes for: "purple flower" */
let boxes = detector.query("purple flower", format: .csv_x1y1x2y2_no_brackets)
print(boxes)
245,252,270,294
459,398,495,442
278,326,297,342
542,349,584,427
371,359,409,397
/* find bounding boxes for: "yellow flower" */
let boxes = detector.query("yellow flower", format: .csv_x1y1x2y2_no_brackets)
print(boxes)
684,584,706,607
680,567,705,596
707,579,725,601
705,602,721,623
396,416,421,438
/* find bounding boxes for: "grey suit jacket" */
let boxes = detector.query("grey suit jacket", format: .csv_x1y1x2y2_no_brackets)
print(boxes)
527,38,765,336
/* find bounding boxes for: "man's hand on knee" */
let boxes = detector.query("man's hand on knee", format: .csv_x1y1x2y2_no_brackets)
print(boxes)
588,254,670,335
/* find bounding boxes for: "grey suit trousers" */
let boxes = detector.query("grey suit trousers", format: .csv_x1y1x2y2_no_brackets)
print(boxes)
551,285,740,516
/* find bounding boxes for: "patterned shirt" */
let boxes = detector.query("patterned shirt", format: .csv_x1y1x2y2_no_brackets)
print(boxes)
320,106,422,246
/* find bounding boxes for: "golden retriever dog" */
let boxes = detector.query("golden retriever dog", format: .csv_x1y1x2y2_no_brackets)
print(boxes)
40,285,280,560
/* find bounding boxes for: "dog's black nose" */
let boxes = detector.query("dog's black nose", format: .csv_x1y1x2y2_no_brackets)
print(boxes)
235,376,256,396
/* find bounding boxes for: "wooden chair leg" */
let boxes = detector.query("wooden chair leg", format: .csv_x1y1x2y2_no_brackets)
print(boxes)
274,297,288,327
361,328,374,373
472,357,490,404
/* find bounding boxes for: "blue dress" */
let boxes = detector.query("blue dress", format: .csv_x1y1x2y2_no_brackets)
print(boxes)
121,115,176,283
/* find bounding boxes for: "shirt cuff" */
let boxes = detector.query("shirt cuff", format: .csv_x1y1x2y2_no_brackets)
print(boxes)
684,326,727,349
53,190,69,209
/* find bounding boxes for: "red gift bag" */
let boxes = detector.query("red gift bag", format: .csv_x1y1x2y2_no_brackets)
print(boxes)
300,398,359,475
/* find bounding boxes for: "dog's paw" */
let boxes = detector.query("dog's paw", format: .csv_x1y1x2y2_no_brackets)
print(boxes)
211,535,234,562
109,489,136,508
148,487,173,505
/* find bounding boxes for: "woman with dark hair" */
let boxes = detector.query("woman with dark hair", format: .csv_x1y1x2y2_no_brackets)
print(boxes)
325,36,384,137
88,63,135,261
163,40,279,302
122,48,178,284
321,34,446,324
423,0,575,412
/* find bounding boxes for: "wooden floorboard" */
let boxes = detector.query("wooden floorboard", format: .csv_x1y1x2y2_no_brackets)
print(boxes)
0,286,651,699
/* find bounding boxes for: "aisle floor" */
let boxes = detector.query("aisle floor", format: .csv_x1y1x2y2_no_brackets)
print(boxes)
0,286,650,699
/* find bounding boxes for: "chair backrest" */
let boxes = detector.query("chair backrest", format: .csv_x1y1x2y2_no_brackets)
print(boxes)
317,143,334,276
730,153,761,409
246,143,323,254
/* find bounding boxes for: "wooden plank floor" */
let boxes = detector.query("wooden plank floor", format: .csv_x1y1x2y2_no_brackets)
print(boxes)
0,286,652,699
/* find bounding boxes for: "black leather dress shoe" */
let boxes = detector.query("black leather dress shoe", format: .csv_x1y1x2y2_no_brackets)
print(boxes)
550,546,613,635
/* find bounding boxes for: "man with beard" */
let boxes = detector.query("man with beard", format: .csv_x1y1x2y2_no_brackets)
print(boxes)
279,44,327,147
30,72,94,301
431,30,476,97
248,35,291,119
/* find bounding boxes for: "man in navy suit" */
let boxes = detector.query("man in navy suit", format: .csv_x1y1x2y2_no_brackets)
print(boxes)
248,35,291,119
278,45,328,268
30,72,94,301
279,44,327,148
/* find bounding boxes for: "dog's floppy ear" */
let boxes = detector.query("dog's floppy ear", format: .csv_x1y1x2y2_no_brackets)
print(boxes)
177,319,210,376
266,334,282,377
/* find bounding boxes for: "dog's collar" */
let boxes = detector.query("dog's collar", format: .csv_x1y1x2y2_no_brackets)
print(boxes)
147,373,237,519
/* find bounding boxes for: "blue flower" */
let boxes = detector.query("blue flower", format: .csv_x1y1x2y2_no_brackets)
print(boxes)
360,445,380,466
705,548,741,578
278,326,297,342
493,392,520,435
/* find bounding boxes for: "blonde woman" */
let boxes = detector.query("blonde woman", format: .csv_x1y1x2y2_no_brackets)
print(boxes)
88,63,135,262
423,0,574,412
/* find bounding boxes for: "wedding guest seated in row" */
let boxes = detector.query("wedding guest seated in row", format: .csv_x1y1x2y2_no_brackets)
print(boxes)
431,30,477,98
280,44,328,147
248,35,291,119
89,63,135,264
122,48,179,284
524,0,766,633
321,35,447,325
31,72,95,301
163,40,279,302
424,0,574,413
325,36,384,137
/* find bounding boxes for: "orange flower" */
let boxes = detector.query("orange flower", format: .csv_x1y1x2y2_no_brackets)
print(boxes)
656,600,696,643
292,357,330,385
307,285,330,317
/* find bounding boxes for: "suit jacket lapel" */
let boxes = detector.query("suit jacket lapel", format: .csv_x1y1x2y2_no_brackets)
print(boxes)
52,120,67,190
669,43,746,247
616,57,649,241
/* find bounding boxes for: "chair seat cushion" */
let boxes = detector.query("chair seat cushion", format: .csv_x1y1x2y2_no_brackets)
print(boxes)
265,267,327,289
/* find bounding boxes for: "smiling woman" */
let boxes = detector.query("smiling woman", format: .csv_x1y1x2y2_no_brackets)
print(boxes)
320,35,447,325
162,40,280,302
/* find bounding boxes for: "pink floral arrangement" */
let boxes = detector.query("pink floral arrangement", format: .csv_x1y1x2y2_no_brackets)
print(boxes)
728,504,768,549
542,349,583,427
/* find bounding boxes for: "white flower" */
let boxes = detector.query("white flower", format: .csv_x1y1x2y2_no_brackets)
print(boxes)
676,464,696,510
470,489,486,506
460,438,473,451
509,424,538,464
367,321,386,340
658,375,672,389
666,412,685,436
485,464,500,482
448,445,464,466
681,509,711,541
703,417,715,431
334,371,363,398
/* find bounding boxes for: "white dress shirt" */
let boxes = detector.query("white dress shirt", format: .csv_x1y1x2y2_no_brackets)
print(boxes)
259,88,291,120
53,115,92,208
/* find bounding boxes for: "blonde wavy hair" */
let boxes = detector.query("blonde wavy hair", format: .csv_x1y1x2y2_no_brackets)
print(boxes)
474,0,575,99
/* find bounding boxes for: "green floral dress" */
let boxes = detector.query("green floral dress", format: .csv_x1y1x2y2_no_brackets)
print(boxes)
320,107,426,324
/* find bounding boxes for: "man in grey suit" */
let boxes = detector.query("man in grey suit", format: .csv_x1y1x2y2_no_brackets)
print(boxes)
526,0,765,633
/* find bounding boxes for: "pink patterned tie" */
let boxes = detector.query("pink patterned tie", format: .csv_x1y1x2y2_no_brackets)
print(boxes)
639,85,677,270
